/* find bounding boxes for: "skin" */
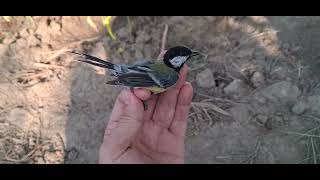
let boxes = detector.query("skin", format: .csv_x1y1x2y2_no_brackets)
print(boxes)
99,65,193,164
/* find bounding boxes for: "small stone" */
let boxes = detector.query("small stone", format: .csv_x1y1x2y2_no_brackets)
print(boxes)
229,104,250,123
33,150,43,157
260,81,301,102
196,69,215,88
224,79,248,95
34,157,46,164
251,71,265,88
48,21,61,35
291,101,307,115
255,115,268,125
66,147,79,161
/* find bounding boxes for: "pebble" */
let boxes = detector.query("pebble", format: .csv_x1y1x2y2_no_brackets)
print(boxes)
66,147,79,161
260,81,301,102
291,101,307,115
33,150,43,157
224,79,248,95
255,114,269,125
229,104,250,123
251,71,265,88
34,157,46,164
196,68,215,88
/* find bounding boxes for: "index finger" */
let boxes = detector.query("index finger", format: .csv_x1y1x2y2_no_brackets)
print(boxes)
169,82,193,137
174,64,188,90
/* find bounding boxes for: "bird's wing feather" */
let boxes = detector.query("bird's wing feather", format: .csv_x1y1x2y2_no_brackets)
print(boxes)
130,60,153,67
108,60,179,89
107,71,179,89
127,60,154,72
148,71,179,88
107,73,158,87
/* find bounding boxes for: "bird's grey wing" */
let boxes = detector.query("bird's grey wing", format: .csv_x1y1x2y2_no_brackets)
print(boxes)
108,60,179,88
110,60,153,76
111,60,152,77
106,72,159,87
130,60,153,67
106,71,179,89
127,60,154,72
147,71,179,89
129,60,179,88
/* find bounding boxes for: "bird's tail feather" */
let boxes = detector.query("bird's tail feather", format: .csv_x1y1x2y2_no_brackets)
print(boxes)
68,51,115,69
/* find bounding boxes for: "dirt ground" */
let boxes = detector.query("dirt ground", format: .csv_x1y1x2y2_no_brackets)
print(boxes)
1,16,320,164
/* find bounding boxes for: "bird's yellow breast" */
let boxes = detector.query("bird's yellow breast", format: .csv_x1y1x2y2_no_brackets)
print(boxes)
145,86,167,94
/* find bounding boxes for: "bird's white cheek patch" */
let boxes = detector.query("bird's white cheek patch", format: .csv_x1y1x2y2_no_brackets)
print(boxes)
169,56,188,68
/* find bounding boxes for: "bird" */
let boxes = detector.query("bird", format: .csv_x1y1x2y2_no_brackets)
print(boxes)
70,46,200,94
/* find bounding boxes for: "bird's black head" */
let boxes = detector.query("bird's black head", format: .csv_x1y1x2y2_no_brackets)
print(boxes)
163,46,200,72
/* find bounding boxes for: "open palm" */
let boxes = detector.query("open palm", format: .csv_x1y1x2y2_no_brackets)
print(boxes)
99,66,193,164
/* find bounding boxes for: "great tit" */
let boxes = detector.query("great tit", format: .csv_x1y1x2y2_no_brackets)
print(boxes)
70,46,200,94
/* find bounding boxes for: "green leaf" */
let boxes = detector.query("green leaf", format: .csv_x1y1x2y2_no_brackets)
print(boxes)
102,16,116,40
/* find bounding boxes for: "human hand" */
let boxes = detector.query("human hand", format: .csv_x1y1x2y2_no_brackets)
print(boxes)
99,65,193,164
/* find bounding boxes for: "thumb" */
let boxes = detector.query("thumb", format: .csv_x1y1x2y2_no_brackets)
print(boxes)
99,89,144,162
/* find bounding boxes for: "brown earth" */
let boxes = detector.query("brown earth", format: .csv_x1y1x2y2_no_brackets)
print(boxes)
0,16,319,164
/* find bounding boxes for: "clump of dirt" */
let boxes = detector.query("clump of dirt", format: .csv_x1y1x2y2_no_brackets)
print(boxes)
1,16,320,164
